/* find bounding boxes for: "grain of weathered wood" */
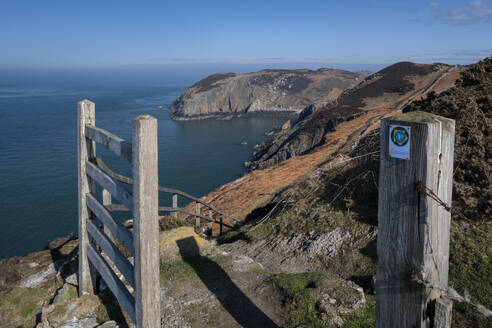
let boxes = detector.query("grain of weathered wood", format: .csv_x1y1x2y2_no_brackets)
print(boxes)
95,157,133,185
376,111,455,328
102,189,115,244
102,189,112,207
86,161,133,212
433,297,453,328
87,194,134,256
87,220,135,288
78,99,96,295
87,243,136,322
85,125,132,162
172,193,178,218
132,114,160,328
106,204,130,212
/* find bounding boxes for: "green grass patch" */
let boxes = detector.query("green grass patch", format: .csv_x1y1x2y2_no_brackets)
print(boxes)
343,295,375,328
160,258,197,281
159,216,191,232
272,272,331,328
220,194,369,245
20,303,36,318
160,255,229,282
273,272,324,327
271,270,374,327
0,284,58,327
449,220,492,327
184,303,230,328
452,302,492,328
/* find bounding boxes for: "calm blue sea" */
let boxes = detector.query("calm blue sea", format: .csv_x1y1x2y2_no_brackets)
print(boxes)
0,71,285,259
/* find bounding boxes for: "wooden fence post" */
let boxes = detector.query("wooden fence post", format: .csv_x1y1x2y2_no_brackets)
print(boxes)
209,209,214,236
172,193,178,218
133,114,160,328
376,111,455,327
77,99,96,295
195,202,201,227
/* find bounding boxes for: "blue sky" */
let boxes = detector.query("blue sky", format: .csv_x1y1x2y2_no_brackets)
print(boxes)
1,0,491,71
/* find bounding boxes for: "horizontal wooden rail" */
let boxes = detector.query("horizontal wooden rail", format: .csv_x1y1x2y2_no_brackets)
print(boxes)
158,187,242,225
85,125,132,162
87,243,136,322
87,194,134,256
87,220,135,288
95,158,132,184
106,204,130,212
86,161,133,212
93,157,242,226
158,206,235,229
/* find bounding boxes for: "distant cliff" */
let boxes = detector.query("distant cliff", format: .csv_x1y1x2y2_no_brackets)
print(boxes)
245,62,455,171
170,69,369,120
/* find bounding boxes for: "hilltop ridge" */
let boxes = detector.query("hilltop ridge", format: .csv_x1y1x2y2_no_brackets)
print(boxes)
170,68,369,120
1,59,490,328
245,62,456,170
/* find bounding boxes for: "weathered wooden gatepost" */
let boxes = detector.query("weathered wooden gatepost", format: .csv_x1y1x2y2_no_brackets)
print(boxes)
133,114,160,328
78,100,96,295
78,100,161,328
376,111,455,327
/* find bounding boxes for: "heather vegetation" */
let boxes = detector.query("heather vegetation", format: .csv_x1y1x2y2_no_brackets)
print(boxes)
1,58,489,327
404,56,492,327
221,57,491,327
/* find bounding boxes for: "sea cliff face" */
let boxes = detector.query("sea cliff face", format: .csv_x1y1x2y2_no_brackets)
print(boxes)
170,69,369,120
0,59,489,328
245,62,453,171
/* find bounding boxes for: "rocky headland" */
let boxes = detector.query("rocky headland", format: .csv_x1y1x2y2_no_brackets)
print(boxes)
170,68,369,120
245,62,457,171
1,58,490,328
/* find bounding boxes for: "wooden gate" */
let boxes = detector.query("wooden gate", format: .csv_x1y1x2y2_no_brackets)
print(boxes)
78,99,160,327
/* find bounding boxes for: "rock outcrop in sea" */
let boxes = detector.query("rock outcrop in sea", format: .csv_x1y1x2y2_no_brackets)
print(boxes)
170,68,369,120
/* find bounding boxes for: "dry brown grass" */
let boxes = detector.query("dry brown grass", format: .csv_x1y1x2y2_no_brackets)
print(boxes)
181,65,459,236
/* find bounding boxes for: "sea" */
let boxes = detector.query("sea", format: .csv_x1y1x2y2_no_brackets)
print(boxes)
0,69,286,259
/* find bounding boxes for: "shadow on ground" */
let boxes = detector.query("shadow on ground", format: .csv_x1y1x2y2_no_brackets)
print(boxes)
176,237,279,328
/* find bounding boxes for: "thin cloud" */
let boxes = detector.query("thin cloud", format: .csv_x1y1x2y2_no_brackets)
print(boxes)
430,1,492,23
148,57,201,62
446,49,492,56
368,3,419,13
406,49,491,64
429,2,439,10
254,57,286,61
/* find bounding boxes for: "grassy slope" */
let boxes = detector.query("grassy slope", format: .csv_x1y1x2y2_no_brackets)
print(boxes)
221,57,492,327
404,57,492,327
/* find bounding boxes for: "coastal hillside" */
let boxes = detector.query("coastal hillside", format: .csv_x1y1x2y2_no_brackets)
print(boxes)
245,62,458,170
2,59,490,328
170,69,369,120
214,57,491,327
